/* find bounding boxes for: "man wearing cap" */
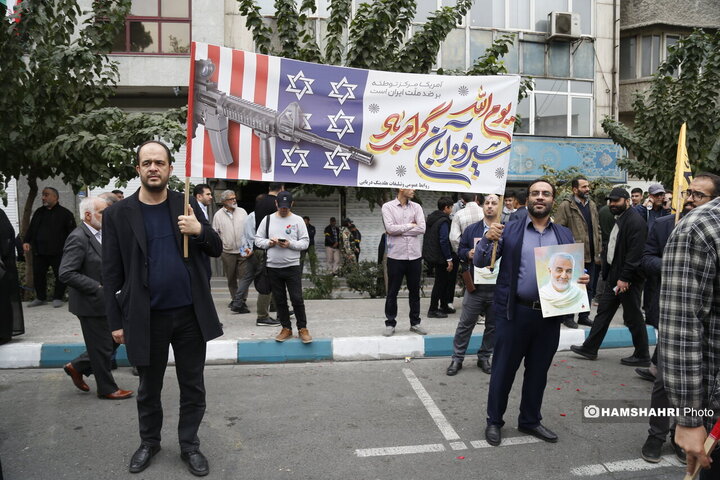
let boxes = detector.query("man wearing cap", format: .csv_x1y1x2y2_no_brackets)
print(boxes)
571,187,650,367
636,183,671,232
255,191,311,343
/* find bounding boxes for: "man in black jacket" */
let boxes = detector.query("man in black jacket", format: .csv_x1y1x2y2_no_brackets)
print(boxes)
23,187,76,308
571,187,650,366
103,140,223,476
423,197,456,318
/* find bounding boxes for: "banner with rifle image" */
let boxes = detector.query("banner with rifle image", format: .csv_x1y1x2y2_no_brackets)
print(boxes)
187,42,520,194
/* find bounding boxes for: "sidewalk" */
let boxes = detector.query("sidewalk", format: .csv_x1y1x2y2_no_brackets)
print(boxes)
0,277,654,368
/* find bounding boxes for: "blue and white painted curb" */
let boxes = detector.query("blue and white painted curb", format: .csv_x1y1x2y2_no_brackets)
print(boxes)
0,326,656,369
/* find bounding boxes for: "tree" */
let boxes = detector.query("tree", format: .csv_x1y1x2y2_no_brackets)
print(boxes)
0,0,186,289
0,0,187,230
237,0,531,210
602,30,720,188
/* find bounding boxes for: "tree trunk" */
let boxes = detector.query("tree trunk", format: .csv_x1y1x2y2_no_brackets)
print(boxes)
21,175,38,295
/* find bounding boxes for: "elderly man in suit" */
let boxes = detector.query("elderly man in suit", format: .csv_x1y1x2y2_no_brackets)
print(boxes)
59,197,133,400
103,140,223,476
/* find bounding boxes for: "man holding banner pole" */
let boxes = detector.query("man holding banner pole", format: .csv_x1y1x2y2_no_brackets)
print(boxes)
103,140,223,476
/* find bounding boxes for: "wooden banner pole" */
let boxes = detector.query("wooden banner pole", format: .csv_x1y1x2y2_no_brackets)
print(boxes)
183,177,190,258
489,194,504,269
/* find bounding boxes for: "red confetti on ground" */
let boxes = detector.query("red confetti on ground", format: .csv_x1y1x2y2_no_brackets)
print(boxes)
552,364,558,367
560,359,567,362
560,413,567,417
576,389,581,391
556,387,561,390
456,456,465,460
620,384,626,386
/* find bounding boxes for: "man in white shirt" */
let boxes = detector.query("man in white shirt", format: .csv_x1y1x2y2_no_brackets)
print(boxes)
212,190,249,298
255,191,311,342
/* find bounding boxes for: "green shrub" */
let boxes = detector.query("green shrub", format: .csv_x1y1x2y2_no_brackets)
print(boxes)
345,261,386,298
303,272,336,299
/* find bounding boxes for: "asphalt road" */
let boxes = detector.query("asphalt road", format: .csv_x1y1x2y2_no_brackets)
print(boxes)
0,348,689,480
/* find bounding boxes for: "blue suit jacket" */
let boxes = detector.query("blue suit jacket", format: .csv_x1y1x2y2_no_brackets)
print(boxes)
474,218,575,321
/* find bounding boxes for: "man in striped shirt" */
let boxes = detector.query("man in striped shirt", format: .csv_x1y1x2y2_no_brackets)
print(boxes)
381,189,427,337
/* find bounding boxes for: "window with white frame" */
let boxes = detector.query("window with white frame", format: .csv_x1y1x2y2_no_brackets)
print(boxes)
515,79,593,136
619,33,681,80
111,0,191,54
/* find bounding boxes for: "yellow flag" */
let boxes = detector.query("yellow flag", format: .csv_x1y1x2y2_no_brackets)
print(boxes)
673,122,692,222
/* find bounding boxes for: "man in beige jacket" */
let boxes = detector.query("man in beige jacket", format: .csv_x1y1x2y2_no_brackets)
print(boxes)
212,190,249,298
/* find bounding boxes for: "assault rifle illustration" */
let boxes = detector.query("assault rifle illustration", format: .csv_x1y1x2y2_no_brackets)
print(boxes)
192,59,374,173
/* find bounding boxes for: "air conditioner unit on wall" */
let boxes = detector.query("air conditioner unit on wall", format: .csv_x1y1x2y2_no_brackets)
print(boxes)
547,12,581,41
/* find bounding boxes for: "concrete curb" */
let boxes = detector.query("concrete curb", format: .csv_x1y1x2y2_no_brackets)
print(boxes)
0,326,656,369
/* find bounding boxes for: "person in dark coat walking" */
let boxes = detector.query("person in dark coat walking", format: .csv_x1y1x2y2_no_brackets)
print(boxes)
102,140,223,476
571,187,650,366
476,180,588,447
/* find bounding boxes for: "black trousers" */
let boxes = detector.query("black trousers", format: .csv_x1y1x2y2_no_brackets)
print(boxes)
32,253,66,301
578,262,596,321
136,306,206,453
267,266,307,330
583,279,649,358
648,352,672,441
71,315,120,396
384,258,422,327
429,261,458,311
487,304,561,429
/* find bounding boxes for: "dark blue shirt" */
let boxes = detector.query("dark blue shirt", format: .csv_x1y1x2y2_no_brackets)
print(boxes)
140,201,192,310
439,221,452,260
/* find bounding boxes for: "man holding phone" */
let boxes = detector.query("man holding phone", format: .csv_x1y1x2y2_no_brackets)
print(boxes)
254,192,311,343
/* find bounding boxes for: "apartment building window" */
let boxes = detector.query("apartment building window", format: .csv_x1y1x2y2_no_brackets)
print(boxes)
619,33,681,80
112,0,191,54
515,79,593,136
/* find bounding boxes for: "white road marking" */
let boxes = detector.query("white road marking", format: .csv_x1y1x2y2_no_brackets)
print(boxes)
356,444,446,457
571,455,684,476
449,442,468,450
402,368,461,441
470,436,542,449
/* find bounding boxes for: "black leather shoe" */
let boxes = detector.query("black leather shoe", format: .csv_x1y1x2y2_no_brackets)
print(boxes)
485,425,501,446
181,450,209,477
578,316,594,327
231,304,250,314
442,305,456,314
427,310,448,318
563,317,578,329
518,424,558,443
570,345,598,360
635,367,656,382
477,357,491,374
129,444,161,473
621,355,651,367
446,361,462,376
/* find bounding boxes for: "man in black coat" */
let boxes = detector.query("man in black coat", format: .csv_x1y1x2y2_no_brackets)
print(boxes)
59,196,133,400
103,140,223,476
23,186,76,307
571,187,650,366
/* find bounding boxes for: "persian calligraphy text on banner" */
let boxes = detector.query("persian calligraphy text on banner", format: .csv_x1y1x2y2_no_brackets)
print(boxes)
186,42,521,194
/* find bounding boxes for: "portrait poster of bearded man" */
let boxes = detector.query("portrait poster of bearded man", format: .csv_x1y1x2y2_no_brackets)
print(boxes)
535,244,590,317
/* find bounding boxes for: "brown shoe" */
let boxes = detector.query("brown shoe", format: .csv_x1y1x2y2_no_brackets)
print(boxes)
275,328,293,342
298,328,313,344
98,389,134,400
63,363,89,392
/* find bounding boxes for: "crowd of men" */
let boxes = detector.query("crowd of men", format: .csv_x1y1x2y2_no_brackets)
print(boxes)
3,139,719,477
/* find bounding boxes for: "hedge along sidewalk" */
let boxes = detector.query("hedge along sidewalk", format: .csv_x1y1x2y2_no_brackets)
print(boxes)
0,292,650,368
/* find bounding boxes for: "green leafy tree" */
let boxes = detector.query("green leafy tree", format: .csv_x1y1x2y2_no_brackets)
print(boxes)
0,0,187,231
602,30,720,187
0,0,187,289
237,0,530,209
